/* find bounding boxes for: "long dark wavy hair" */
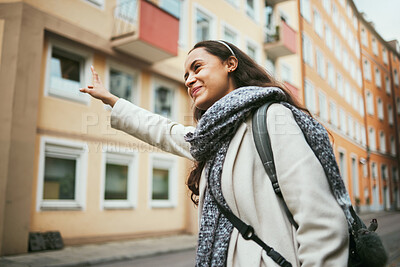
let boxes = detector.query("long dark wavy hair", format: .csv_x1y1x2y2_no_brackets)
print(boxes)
186,40,309,205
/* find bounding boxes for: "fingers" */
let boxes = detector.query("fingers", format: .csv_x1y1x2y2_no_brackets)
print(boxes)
91,65,101,83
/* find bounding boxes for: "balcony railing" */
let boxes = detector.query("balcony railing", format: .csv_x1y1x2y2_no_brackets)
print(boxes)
111,0,179,63
264,21,297,59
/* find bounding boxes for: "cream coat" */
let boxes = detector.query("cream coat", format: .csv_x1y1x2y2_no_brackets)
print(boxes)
111,98,349,267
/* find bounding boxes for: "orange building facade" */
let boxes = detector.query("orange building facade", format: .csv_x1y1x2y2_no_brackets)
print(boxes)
0,0,399,256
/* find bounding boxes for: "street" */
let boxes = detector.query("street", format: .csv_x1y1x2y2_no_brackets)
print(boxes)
96,211,400,267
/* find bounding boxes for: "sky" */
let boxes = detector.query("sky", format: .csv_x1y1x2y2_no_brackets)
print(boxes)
353,0,400,43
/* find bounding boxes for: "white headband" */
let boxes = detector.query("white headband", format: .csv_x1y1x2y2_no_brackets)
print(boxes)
215,40,236,58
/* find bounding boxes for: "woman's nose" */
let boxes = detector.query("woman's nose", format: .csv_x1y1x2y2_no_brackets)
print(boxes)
185,73,196,88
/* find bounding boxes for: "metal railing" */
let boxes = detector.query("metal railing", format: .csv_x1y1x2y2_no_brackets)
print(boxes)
112,0,139,39
265,25,280,43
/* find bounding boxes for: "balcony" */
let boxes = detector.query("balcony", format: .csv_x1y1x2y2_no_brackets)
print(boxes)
111,0,179,63
264,21,297,59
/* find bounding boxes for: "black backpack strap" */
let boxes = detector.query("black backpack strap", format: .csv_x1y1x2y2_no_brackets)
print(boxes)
210,192,292,267
252,101,299,229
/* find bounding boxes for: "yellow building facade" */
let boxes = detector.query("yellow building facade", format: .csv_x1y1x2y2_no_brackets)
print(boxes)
0,0,398,256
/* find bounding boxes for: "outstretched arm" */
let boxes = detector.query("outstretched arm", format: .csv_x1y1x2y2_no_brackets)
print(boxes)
80,66,194,160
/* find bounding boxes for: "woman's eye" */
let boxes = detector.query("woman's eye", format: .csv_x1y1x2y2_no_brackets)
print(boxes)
194,64,201,71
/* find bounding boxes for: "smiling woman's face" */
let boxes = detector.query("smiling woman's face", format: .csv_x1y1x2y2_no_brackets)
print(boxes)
184,47,236,110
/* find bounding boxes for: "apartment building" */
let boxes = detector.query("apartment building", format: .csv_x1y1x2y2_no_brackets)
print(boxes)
299,0,400,212
0,0,398,257
0,0,301,256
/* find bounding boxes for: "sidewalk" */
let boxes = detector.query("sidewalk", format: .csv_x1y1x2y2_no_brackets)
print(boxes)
0,234,197,267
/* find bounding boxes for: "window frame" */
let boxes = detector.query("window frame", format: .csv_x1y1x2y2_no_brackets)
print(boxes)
44,39,93,105
151,76,178,120
221,21,240,46
192,4,216,45
36,137,88,211
105,60,140,108
149,154,178,208
100,147,138,210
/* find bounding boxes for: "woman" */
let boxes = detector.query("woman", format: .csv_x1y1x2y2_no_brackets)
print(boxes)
80,40,350,267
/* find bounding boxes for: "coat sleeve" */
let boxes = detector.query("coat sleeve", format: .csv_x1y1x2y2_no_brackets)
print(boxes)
267,104,349,267
110,98,195,160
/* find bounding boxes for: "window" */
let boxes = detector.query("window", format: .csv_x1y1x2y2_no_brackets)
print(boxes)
323,0,331,14
369,127,376,151
346,1,352,18
316,49,325,78
246,40,259,62
383,48,388,64
361,28,368,47
161,0,187,47
343,49,349,71
325,24,333,50
353,16,358,30
355,40,360,59
348,115,354,138
337,72,344,96
345,81,351,103
361,126,366,146
397,97,400,114
313,9,323,37
340,108,347,133
246,0,258,20
305,80,316,113
108,63,138,104
377,97,384,120
366,91,374,115
332,3,339,26
351,157,359,198
363,59,371,81
390,136,396,156
329,101,338,127
335,36,341,60
350,59,356,81
46,41,91,104
357,68,362,87
281,63,292,83
150,155,177,208
352,90,358,112
222,23,238,46
195,6,214,43
379,131,386,153
327,62,335,88
388,104,394,125
385,76,391,95
302,33,313,67
153,79,175,119
359,96,365,116
338,151,347,187
225,0,239,7
371,162,378,179
37,137,88,210
381,165,388,180
372,38,378,56
300,0,311,22
394,69,399,86
375,67,382,88
355,121,360,142
102,149,137,209
318,91,328,121
340,16,346,37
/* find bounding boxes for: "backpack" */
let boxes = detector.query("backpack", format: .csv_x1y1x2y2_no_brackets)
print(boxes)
213,101,388,267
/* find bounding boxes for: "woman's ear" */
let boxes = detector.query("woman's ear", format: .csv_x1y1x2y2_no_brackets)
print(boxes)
226,56,238,72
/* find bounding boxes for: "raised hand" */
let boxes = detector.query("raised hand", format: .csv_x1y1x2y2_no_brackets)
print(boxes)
80,66,119,107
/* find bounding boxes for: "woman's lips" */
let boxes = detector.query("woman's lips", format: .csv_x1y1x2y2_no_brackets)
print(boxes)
191,86,202,97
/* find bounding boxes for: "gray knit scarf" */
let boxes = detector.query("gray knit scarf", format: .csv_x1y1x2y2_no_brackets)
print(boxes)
184,86,353,267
